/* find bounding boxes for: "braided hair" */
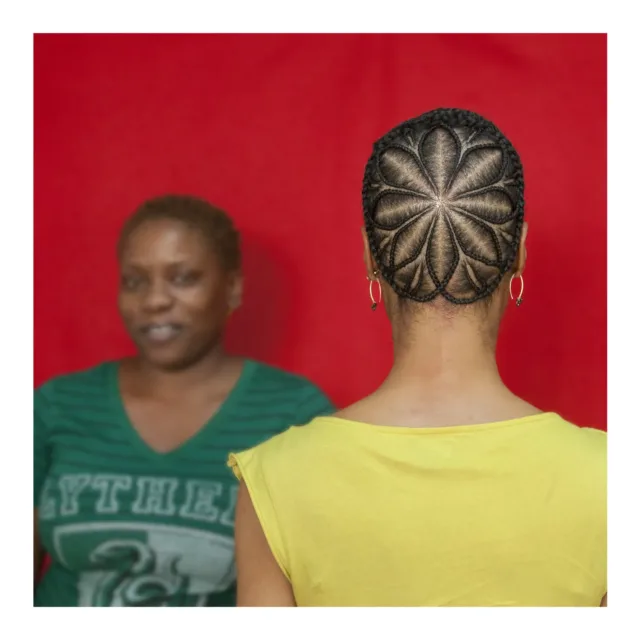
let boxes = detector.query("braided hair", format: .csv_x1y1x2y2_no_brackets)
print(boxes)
118,194,241,272
362,108,525,305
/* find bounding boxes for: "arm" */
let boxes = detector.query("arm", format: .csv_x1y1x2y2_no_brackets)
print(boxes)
34,509,42,587
234,481,295,607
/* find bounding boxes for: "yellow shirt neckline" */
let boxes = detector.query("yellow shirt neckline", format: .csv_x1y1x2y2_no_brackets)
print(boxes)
311,411,560,436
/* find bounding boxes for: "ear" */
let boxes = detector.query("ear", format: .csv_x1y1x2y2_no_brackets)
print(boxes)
514,221,528,277
361,227,378,279
228,272,244,311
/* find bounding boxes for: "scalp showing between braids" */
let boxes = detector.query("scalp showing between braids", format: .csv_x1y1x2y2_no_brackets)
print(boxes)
118,194,241,272
363,108,525,305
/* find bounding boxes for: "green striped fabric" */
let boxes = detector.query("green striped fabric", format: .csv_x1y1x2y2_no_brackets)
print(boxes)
34,359,334,606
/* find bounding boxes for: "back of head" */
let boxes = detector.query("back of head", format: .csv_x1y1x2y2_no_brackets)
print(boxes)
362,108,525,306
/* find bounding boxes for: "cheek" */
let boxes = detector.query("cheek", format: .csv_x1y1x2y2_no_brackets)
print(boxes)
117,293,136,322
177,285,228,317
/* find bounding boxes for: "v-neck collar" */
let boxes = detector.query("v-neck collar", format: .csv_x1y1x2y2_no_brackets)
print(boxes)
106,359,258,463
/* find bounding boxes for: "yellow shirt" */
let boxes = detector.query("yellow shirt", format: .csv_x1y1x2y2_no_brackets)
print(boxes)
229,413,606,607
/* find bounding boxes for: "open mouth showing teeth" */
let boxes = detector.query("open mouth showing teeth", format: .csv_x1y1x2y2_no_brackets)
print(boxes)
141,323,182,342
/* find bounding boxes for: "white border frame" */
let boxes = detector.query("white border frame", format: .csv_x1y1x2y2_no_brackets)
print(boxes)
2,1,634,636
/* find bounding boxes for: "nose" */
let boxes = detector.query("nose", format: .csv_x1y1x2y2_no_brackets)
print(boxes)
141,279,173,312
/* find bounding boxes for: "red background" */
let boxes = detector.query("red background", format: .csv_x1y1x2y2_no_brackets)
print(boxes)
34,34,607,429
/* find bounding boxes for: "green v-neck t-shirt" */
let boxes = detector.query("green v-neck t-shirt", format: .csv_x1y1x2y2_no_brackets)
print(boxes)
34,359,334,607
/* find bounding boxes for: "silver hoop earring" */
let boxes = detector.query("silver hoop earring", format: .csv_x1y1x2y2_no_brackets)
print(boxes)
368,271,382,311
509,274,524,307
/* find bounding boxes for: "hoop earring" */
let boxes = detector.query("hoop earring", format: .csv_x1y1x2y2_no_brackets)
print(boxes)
509,274,524,307
368,271,382,311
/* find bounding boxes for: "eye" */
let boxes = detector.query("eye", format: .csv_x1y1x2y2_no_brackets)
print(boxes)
121,275,143,291
172,271,199,286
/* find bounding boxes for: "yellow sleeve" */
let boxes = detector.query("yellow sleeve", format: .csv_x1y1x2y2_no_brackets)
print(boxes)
228,445,291,581
580,427,607,594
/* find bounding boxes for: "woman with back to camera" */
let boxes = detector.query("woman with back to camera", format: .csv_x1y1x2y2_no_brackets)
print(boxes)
230,109,607,607
34,195,334,606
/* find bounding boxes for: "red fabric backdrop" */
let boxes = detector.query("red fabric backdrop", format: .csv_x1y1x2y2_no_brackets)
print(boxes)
34,34,607,429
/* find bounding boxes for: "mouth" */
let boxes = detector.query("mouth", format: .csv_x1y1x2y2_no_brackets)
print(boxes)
138,322,184,344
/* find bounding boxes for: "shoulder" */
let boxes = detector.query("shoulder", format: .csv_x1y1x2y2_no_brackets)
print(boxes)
229,417,334,481
541,415,606,458
537,415,606,498
572,424,607,461
35,361,113,414
567,422,607,479
36,361,113,396
247,360,335,420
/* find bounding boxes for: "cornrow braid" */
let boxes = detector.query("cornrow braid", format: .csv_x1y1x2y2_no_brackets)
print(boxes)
362,108,525,305
118,194,241,272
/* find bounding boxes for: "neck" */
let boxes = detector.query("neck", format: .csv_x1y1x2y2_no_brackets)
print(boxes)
132,343,233,397
383,309,504,401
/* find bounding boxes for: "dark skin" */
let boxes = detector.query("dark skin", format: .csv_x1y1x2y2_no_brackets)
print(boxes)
35,218,244,587
116,218,243,453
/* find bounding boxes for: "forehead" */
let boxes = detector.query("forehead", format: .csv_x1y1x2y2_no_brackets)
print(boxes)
121,218,214,264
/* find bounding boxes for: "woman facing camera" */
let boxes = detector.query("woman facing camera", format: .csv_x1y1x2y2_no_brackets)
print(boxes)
230,109,606,607
34,195,334,606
